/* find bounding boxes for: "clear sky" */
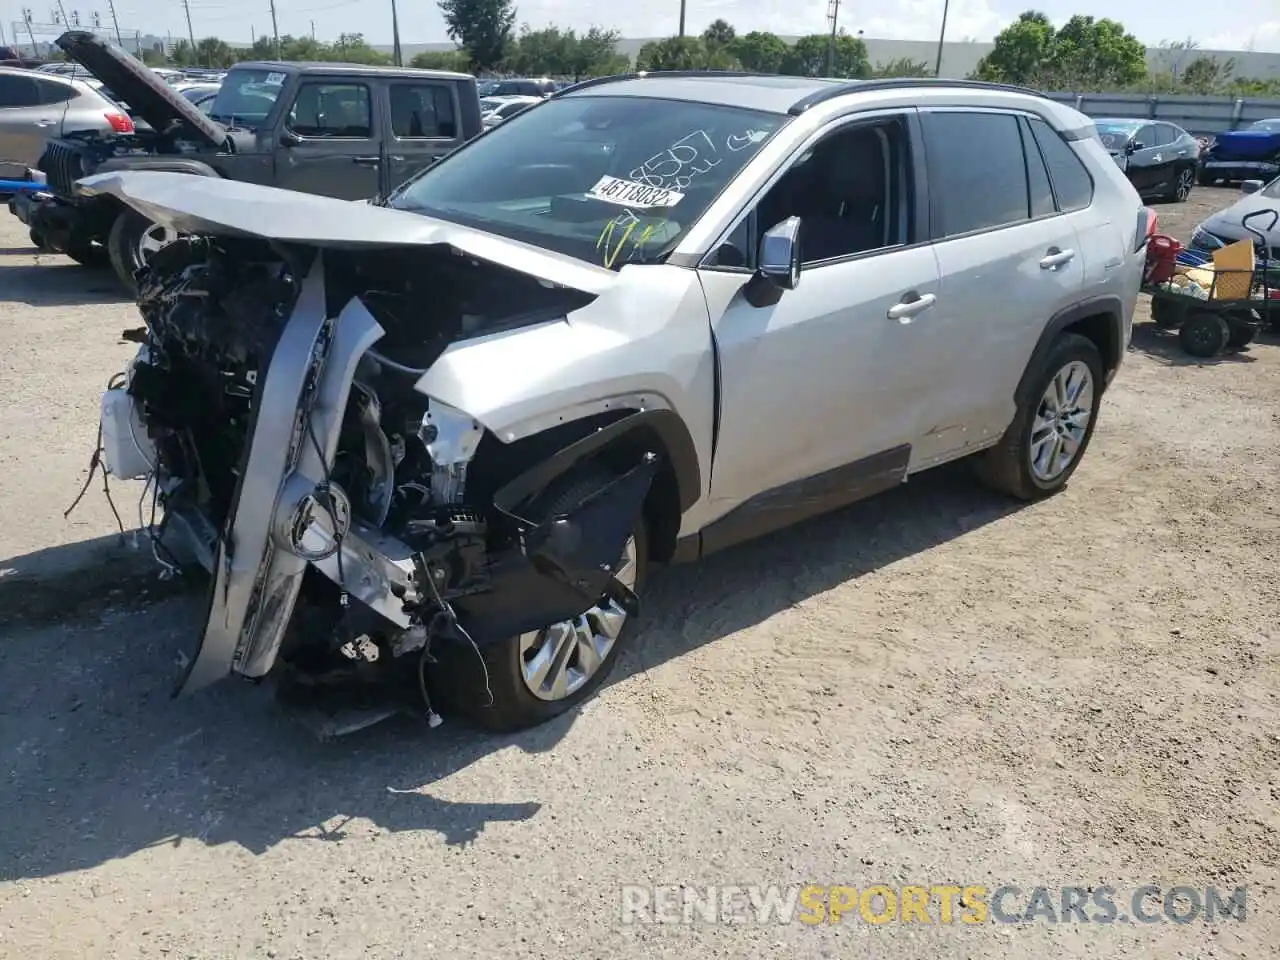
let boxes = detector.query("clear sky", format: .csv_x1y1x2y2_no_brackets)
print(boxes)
16,0,1280,52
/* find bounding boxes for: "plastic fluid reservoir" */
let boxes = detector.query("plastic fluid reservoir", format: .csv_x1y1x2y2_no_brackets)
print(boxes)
100,388,156,480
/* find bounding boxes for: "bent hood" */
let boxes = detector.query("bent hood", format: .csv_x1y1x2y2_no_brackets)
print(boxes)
76,170,620,296
55,31,227,149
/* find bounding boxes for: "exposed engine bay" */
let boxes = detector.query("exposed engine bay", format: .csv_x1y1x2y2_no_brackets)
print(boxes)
101,235,658,732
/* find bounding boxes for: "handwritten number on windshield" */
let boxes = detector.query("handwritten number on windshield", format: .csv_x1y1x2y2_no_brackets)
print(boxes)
631,130,722,190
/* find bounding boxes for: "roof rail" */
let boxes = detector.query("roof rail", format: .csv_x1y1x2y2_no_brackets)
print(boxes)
552,70,793,98
788,77,1044,115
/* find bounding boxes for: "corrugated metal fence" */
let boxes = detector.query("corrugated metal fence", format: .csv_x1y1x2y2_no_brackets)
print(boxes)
1041,92,1280,136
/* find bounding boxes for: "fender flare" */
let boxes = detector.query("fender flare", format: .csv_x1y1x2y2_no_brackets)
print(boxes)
493,409,701,519
1014,294,1125,405
91,157,222,178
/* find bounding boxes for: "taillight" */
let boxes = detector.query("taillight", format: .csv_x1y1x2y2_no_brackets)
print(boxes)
105,111,134,133
1135,206,1156,252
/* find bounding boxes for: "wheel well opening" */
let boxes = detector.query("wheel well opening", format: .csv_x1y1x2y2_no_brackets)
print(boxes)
1063,312,1119,381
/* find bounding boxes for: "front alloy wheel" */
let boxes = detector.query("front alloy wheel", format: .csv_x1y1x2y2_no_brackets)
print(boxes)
518,537,639,701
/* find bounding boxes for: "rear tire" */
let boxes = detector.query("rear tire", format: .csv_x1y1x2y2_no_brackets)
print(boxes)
1171,166,1194,202
64,238,107,267
441,466,649,733
1226,322,1257,349
975,333,1103,501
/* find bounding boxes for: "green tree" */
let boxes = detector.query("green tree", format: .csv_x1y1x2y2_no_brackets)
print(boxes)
329,32,392,65
971,10,1054,83
195,36,235,67
1179,55,1233,94
168,40,196,67
635,36,736,71
438,0,516,72
410,49,471,71
701,18,736,50
730,30,787,72
506,25,576,75
568,27,628,79
872,56,932,78
1044,15,1145,88
783,32,869,78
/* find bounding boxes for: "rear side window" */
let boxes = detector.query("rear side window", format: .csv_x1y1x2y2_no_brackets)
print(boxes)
0,74,41,107
921,111,1030,237
389,83,457,138
1026,117,1094,213
36,78,76,104
1020,118,1055,218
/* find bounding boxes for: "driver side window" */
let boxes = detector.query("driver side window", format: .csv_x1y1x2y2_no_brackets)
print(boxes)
709,116,911,269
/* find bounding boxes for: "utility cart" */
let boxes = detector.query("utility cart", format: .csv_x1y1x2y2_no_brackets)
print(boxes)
1143,209,1280,358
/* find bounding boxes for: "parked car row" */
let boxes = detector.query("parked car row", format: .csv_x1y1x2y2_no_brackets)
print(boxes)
6,31,484,291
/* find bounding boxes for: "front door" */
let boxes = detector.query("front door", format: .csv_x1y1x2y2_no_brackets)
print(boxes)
698,112,940,515
274,78,382,200
1126,123,1167,192
383,80,465,193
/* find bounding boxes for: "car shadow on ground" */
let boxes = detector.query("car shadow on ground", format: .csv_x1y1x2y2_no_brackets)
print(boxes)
0,260,130,306
1127,320,1271,366
0,461,1024,881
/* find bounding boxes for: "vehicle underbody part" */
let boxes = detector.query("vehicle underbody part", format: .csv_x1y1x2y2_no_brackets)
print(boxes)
111,236,655,731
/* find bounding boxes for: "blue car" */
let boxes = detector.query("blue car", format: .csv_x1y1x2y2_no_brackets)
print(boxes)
1199,119,1280,185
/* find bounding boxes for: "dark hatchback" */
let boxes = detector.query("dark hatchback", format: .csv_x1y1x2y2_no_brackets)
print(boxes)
1094,118,1201,202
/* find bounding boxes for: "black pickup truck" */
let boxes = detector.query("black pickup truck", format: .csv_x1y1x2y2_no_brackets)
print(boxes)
11,31,483,291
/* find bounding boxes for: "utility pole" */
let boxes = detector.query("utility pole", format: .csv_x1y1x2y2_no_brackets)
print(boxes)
181,0,196,61
106,0,122,45
933,0,949,77
390,0,402,66
825,0,841,76
22,9,38,56
677,0,685,38
310,20,315,41
268,0,280,60
55,0,69,28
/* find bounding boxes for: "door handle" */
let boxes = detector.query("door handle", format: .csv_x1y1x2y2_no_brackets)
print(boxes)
352,156,380,166
1040,248,1076,270
886,292,937,322
33,119,56,127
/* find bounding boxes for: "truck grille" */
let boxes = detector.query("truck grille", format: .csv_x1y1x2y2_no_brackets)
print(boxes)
37,141,87,197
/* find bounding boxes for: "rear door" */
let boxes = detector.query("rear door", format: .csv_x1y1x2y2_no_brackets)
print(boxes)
274,75,382,200
913,108,1084,467
384,79,464,192
0,72,54,171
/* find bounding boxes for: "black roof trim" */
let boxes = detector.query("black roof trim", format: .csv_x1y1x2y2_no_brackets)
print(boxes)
787,77,1045,115
553,70,795,98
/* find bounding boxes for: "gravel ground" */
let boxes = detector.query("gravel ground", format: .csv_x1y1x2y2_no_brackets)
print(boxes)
0,187,1277,959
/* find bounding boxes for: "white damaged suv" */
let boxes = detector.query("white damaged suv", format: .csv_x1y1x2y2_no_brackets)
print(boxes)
84,72,1146,733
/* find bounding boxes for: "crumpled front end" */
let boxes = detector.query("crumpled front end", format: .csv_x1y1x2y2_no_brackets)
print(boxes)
101,234,657,701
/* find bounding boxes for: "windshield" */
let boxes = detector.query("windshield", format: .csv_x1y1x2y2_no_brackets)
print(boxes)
388,95,785,270
208,68,286,129
1094,119,1141,150
1247,119,1280,133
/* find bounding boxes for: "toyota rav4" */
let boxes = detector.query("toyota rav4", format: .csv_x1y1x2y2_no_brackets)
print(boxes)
83,73,1146,734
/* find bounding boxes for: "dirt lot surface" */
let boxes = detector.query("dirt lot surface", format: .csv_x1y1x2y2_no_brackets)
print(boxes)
1,188,1277,959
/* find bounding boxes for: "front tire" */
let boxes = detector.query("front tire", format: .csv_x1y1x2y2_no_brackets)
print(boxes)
1179,311,1230,358
107,209,176,294
1171,166,1194,202
443,468,649,732
975,333,1103,501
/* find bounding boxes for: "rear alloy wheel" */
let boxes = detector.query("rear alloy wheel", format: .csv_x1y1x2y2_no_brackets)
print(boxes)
975,333,1102,500
1172,166,1194,202
107,209,176,294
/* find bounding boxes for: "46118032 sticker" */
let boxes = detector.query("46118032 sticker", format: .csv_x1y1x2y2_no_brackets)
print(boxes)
587,175,685,209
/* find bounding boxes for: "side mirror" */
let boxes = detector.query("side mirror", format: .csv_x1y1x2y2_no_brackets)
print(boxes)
1241,179,1264,195
744,216,802,308
1126,140,1142,154
279,130,301,148
759,216,802,290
